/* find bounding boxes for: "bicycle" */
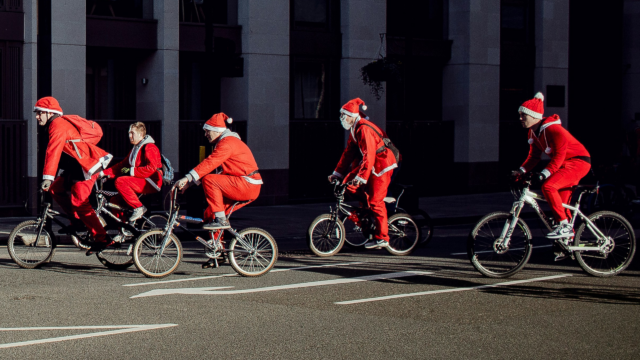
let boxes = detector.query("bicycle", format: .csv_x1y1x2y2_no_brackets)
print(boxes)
7,189,165,270
467,174,636,278
307,180,420,257
131,187,278,278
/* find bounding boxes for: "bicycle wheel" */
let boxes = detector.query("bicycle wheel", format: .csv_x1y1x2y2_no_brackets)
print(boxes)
228,228,278,277
343,216,368,248
132,230,182,278
467,211,532,278
574,211,636,277
96,242,134,270
386,213,420,256
141,214,169,230
307,214,345,257
7,220,55,269
413,210,434,247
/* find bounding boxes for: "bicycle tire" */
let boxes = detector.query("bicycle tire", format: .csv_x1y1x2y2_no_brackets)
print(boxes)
141,214,169,231
342,215,368,248
413,210,434,247
132,230,183,278
386,213,420,256
7,220,56,269
467,211,532,278
96,242,134,270
574,211,636,277
307,214,345,257
228,227,278,277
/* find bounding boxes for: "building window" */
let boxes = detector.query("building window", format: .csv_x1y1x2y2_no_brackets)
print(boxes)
293,0,327,29
179,54,221,120
86,51,136,120
86,0,144,18
0,41,22,120
293,61,328,120
388,0,444,40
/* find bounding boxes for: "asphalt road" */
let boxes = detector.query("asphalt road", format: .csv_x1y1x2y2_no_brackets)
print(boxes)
1,222,639,359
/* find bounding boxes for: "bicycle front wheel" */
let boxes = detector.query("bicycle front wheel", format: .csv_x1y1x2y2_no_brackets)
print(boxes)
132,230,182,278
467,212,532,278
386,213,420,256
343,215,368,248
229,228,278,277
574,211,636,277
7,220,55,269
307,214,345,257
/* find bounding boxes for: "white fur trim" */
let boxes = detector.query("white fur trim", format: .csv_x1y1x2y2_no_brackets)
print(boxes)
43,175,55,181
146,177,161,192
340,108,359,118
188,169,200,182
203,124,226,132
34,106,63,115
541,169,551,178
332,171,343,179
519,167,526,173
130,166,135,176
518,106,543,119
539,119,562,132
372,163,398,177
354,176,367,184
243,176,263,185
227,118,233,124
534,92,544,101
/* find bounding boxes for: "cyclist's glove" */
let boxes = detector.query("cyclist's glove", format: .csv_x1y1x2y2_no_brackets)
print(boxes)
529,171,547,185
510,169,524,183
41,180,52,191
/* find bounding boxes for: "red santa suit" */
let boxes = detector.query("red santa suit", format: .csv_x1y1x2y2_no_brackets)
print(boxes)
36,97,113,242
333,98,398,242
103,135,163,211
187,113,262,221
518,93,591,222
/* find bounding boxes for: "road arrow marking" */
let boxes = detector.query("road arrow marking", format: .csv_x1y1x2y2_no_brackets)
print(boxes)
131,271,432,299
0,324,178,349
336,274,572,304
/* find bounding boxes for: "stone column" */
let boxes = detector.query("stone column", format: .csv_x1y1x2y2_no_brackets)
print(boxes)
340,0,386,129
534,0,569,126
137,0,180,169
221,0,289,204
51,0,86,117
23,0,38,212
443,0,500,188
623,0,640,128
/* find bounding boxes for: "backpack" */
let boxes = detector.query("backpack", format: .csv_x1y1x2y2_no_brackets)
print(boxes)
359,123,401,163
62,115,103,145
159,154,174,186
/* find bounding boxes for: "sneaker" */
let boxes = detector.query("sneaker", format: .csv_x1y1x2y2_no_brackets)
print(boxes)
364,239,390,249
546,223,574,239
554,252,569,261
129,206,147,222
203,218,230,230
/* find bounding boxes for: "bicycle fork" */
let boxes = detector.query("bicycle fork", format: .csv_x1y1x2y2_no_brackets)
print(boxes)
496,201,525,252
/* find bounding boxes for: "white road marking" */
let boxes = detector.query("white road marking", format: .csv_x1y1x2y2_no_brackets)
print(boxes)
335,274,572,305
0,324,177,349
131,271,432,299
450,244,553,256
0,231,10,235
123,262,364,287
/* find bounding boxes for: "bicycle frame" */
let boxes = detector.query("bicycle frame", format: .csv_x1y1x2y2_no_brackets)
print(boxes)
499,184,610,254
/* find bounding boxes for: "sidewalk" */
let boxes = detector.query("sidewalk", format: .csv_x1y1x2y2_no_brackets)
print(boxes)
0,192,526,250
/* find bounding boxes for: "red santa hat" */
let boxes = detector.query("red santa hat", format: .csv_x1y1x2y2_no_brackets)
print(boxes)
33,96,63,115
518,92,544,119
340,98,367,118
203,112,233,132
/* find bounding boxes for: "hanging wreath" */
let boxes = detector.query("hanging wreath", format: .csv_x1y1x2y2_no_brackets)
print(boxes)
359,34,403,100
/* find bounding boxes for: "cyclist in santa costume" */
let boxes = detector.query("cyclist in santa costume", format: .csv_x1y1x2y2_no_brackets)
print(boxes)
513,92,591,239
174,112,262,230
328,98,398,250
103,122,163,222
35,96,114,254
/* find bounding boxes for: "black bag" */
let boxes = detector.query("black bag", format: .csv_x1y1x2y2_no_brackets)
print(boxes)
359,123,401,163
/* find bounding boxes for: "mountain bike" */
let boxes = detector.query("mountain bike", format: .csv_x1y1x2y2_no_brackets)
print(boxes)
467,174,636,278
307,180,420,257
131,187,278,278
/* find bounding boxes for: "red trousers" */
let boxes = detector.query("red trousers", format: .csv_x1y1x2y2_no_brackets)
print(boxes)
112,176,159,209
541,159,591,222
345,170,393,241
49,174,107,242
202,174,261,222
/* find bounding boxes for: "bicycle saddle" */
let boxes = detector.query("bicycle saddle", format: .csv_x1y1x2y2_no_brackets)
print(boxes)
383,197,396,204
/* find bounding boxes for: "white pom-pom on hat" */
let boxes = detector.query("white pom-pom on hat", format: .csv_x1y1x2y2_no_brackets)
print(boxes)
545,147,552,154
534,92,544,101
362,105,367,110
227,117,233,124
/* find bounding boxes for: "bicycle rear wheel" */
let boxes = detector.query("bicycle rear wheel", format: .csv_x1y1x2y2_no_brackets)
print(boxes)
7,220,55,269
141,214,169,230
386,213,420,256
132,230,182,278
413,210,434,247
307,214,345,257
467,212,532,278
228,228,278,277
97,242,134,270
574,211,636,277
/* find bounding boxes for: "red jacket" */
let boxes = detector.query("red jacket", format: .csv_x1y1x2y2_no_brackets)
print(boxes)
103,135,163,190
43,116,113,181
333,118,397,183
520,115,590,177
188,131,262,185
